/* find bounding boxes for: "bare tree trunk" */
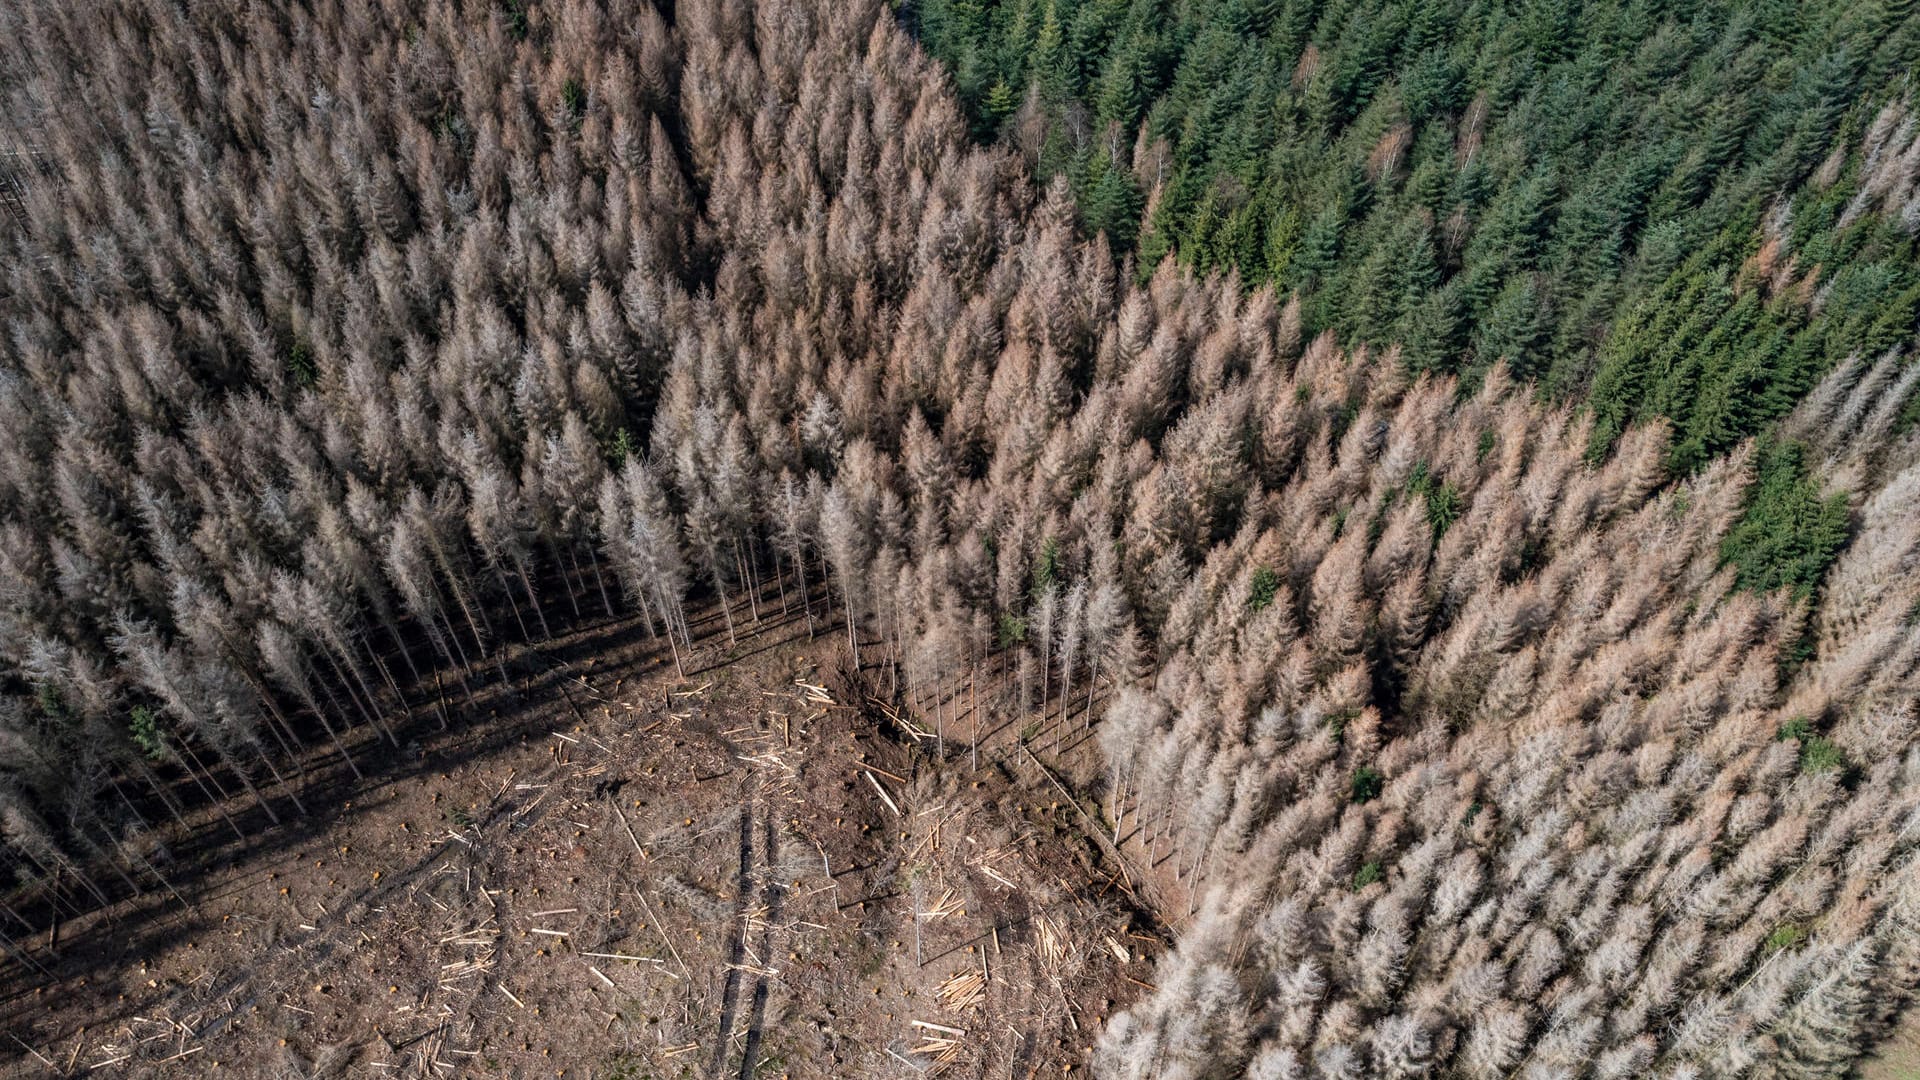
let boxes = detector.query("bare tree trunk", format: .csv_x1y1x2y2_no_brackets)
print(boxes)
662,618,687,680
128,756,191,834
174,740,248,841
362,637,414,724
669,591,695,655
1187,845,1212,915
223,750,281,826
772,547,790,616
426,605,470,674
970,670,978,773
0,897,44,937
17,847,109,911
293,682,362,779
514,555,552,640
1057,664,1074,756
583,544,616,617
891,614,905,702
653,583,689,680
341,643,402,746
735,540,761,625
253,741,306,817
792,545,815,637
631,577,662,640
221,658,307,771
0,924,52,978
438,563,492,654
257,701,307,778
1038,635,1051,726
105,774,150,832
845,598,860,669
1084,658,1099,734
707,544,737,649
818,553,833,623
321,647,398,747
934,674,945,759
104,827,192,913
378,610,425,686
549,537,583,621
494,566,532,640
83,828,144,900
316,660,374,738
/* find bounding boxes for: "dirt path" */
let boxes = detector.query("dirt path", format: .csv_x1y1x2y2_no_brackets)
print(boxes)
737,803,782,1079
709,799,755,1078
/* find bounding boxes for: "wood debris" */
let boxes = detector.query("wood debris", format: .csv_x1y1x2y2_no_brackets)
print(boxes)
863,770,902,817
1034,915,1066,965
919,888,963,920
936,969,986,1011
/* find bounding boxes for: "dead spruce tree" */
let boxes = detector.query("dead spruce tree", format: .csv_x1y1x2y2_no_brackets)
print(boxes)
0,4,1914,1078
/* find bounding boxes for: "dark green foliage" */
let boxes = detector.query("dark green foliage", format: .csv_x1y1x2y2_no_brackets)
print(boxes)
1799,736,1848,775
1425,481,1462,539
1032,535,1061,598
1765,922,1809,952
998,612,1030,647
1352,859,1383,890
1777,716,1814,742
502,0,529,40
608,428,637,467
1350,765,1383,803
128,706,166,763
1720,440,1850,597
1777,716,1851,775
1248,565,1279,611
910,0,1920,463
1405,460,1461,539
288,337,316,388
1585,222,1920,470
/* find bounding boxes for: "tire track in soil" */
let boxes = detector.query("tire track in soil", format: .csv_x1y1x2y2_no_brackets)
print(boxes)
709,799,754,1079
169,756,541,1056
736,805,780,1080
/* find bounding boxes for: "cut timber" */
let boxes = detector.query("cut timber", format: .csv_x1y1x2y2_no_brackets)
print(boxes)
937,969,987,1011
911,1020,966,1036
863,770,902,817
581,952,666,964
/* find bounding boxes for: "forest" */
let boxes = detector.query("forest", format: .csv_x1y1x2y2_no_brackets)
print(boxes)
0,0,1917,1075
910,0,1920,468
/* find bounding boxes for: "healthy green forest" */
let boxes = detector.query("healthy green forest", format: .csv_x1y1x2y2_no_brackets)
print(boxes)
911,0,1920,594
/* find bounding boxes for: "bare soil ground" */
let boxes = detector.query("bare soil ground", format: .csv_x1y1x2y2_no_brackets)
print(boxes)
0,604,1160,1078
